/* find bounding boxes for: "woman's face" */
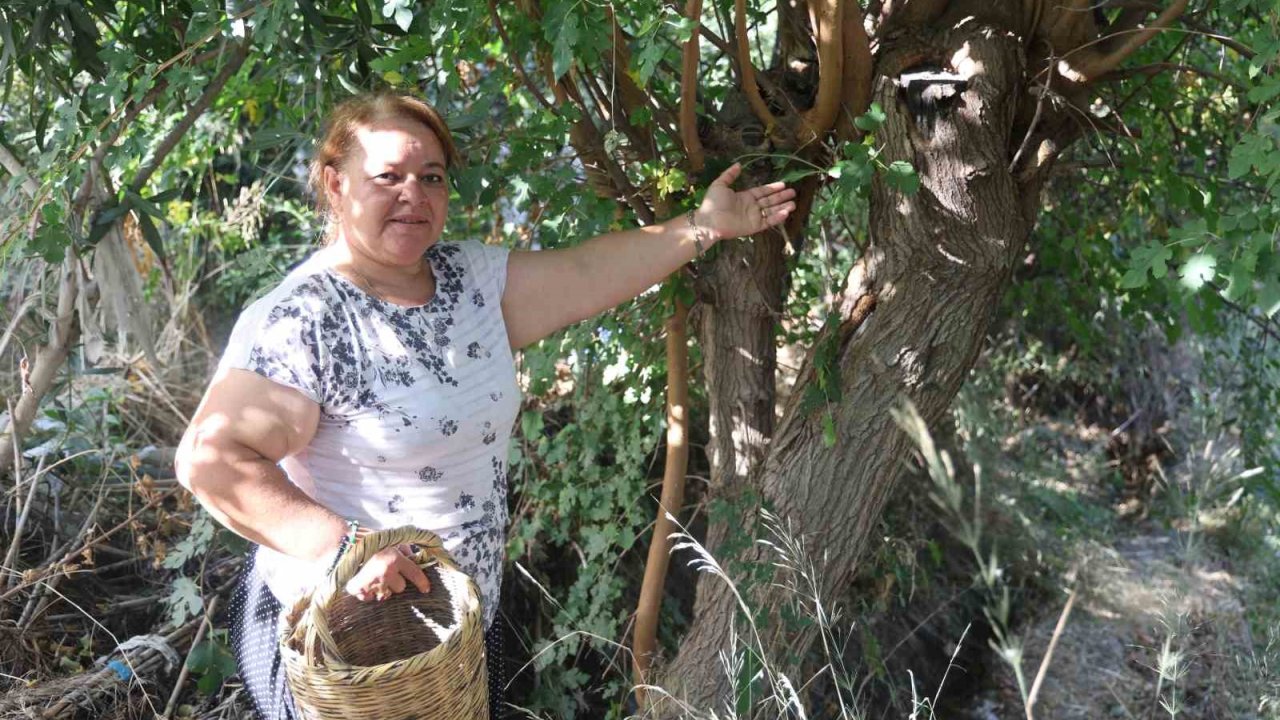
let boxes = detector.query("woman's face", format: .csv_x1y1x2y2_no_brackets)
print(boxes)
324,116,449,268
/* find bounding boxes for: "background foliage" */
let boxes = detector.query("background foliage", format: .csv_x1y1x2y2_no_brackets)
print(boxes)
0,1,1277,718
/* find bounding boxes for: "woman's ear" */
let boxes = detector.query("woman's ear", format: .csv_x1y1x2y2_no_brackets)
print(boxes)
322,164,343,215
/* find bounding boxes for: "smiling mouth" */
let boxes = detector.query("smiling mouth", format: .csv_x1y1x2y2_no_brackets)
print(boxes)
390,218,430,225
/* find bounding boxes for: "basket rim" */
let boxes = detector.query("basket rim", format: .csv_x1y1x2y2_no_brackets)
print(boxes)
280,525,486,675
281,604,486,685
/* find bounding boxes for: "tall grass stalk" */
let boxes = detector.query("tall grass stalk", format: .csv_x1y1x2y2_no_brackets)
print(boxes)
893,402,1059,719
654,509,862,719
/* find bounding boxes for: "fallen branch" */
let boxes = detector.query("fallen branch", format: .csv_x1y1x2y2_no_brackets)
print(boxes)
1025,588,1078,720
0,486,178,605
161,596,221,720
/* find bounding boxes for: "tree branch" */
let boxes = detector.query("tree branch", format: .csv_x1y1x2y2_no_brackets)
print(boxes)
0,258,79,479
632,300,691,709
560,76,656,223
1096,61,1243,90
489,0,558,113
1207,280,1280,344
1064,0,1190,83
0,141,40,198
798,0,844,143
71,80,168,221
736,0,778,130
834,0,874,141
681,0,706,171
129,39,249,193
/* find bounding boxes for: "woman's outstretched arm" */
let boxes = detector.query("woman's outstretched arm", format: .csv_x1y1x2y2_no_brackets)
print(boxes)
502,163,795,350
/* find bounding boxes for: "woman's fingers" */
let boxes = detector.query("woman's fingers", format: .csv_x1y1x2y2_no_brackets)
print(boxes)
712,162,743,187
748,181,789,199
762,204,794,225
343,546,431,602
396,553,432,595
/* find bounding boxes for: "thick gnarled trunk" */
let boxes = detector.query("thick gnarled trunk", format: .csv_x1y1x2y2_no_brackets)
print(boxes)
661,21,1038,712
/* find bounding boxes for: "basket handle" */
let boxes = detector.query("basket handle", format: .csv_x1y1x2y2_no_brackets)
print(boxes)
295,525,461,666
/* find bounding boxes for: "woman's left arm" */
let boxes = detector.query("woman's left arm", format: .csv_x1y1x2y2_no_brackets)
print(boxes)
502,163,795,350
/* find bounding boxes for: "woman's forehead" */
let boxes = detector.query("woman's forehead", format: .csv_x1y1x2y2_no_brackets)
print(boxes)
349,118,444,166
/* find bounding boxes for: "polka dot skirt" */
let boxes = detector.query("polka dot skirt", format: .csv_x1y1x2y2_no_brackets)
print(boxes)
227,551,508,719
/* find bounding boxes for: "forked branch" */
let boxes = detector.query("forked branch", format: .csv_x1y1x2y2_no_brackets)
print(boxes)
1065,0,1190,82
835,0,873,141
799,0,845,142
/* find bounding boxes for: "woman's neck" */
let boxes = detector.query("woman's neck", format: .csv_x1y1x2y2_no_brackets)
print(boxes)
329,236,435,306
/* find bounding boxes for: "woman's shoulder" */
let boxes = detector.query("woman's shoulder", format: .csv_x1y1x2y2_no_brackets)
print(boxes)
428,239,506,267
428,240,509,298
237,249,342,324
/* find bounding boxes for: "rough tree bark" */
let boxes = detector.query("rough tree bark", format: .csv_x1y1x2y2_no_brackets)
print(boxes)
659,0,1185,709
486,1,1188,712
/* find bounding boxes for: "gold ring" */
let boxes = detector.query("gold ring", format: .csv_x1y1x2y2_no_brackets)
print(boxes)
760,207,768,218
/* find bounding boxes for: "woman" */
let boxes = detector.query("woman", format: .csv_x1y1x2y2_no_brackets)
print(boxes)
175,92,794,719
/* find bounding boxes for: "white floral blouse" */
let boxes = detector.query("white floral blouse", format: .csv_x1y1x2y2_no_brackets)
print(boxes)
216,239,519,629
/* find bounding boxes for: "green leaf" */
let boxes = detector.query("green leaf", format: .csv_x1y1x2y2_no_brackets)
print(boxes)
822,413,837,448
1228,135,1269,180
186,640,214,673
1247,78,1280,104
854,102,885,132
31,205,70,263
551,13,579,81
125,190,165,219
670,16,698,43
1179,253,1218,291
163,511,216,569
1121,241,1174,289
1224,254,1257,302
655,167,686,198
165,577,203,626
135,212,166,264
87,202,128,245
195,672,221,695
1258,275,1280,318
148,188,181,204
884,161,919,195
521,410,544,439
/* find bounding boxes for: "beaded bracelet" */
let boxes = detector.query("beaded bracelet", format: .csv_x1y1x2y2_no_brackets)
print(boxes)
326,518,360,576
686,209,713,259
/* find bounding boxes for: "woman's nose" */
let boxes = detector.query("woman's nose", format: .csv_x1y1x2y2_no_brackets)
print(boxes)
399,178,428,205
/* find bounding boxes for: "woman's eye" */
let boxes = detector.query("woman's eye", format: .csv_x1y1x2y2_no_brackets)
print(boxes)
375,172,399,182
422,174,445,185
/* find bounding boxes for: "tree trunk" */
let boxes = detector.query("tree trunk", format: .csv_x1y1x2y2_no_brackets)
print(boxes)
696,234,789,495
663,19,1041,712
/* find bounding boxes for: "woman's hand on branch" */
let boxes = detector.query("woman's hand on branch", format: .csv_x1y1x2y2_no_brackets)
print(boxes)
344,544,431,602
695,162,797,244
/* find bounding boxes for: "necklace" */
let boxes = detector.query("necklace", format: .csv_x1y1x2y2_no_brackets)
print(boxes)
346,259,431,304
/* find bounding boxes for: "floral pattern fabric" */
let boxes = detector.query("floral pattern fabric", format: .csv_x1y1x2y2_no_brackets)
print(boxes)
217,240,518,629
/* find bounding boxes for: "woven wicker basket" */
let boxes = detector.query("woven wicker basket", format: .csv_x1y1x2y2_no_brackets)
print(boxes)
279,526,488,720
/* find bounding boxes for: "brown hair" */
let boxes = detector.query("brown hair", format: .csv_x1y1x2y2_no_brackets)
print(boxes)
308,92,462,215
